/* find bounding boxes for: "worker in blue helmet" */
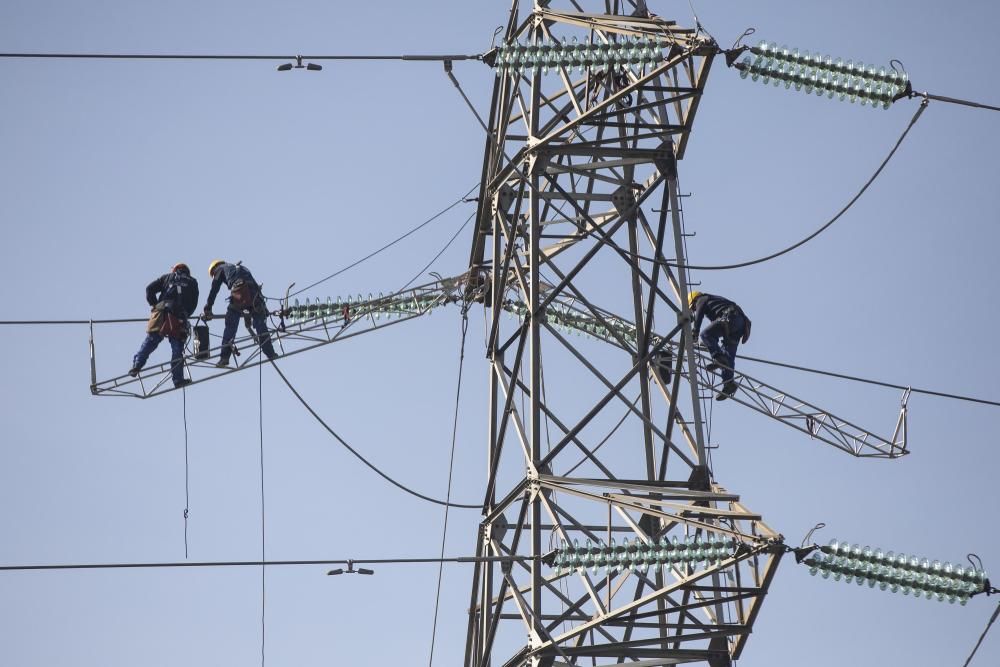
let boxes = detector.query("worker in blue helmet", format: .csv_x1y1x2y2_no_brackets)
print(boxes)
202,260,277,367
688,291,752,401
129,263,199,388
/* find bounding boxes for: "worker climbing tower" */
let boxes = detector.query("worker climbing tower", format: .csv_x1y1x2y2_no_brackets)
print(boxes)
463,2,782,666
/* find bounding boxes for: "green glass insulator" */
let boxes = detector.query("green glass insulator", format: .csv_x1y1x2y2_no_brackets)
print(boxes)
782,63,794,89
816,70,830,95
772,60,784,87
791,64,805,90
806,69,820,95
656,538,669,563
760,58,773,85
738,56,752,79
808,554,822,576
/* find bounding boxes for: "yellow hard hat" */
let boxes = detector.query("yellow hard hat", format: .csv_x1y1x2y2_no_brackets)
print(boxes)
687,291,703,308
208,259,225,277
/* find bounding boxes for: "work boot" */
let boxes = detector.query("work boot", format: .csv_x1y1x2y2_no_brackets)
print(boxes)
715,381,738,401
174,378,193,389
263,346,278,361
215,356,231,368
128,366,142,377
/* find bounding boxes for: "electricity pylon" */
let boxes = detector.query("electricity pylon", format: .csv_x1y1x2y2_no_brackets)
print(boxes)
464,2,782,666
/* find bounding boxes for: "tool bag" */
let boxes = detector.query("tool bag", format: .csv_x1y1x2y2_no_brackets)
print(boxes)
230,279,255,309
159,313,188,340
145,306,188,341
718,305,752,344
145,308,164,334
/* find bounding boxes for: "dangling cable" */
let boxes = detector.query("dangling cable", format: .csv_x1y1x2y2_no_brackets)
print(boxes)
428,308,470,667
269,360,478,508
182,385,191,558
258,360,267,667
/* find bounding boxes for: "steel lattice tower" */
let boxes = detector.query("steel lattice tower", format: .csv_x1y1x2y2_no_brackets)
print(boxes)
463,2,782,666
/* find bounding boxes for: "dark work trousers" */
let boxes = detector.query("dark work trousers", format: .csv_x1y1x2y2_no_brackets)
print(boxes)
133,333,186,385
220,306,275,361
700,312,747,383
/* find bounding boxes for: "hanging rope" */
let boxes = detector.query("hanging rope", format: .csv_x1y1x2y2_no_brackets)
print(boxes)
258,360,267,667
182,386,191,558
428,308,470,666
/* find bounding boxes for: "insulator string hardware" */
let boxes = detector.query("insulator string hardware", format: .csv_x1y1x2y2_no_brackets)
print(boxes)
493,35,671,76
729,40,910,109
550,535,739,574
798,538,991,605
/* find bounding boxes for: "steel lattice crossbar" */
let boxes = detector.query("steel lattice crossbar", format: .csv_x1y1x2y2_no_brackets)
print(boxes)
88,277,466,399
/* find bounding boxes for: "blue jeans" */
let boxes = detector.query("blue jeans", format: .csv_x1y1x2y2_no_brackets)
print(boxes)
220,307,275,361
133,333,186,385
700,313,746,383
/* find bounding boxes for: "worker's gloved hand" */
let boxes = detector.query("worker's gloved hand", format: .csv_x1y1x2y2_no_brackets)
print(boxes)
202,306,213,321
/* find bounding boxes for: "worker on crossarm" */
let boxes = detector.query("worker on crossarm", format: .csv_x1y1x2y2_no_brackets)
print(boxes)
129,263,199,388
202,260,277,367
689,291,752,401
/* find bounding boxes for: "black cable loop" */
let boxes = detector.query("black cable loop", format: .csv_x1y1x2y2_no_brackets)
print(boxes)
268,359,478,509
800,522,826,549
730,27,756,52
579,99,927,271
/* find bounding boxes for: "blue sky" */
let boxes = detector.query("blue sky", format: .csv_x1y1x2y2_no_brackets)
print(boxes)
1,1,998,665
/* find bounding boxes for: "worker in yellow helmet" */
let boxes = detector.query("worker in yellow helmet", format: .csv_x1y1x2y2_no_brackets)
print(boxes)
128,263,199,388
688,291,752,401
202,260,276,366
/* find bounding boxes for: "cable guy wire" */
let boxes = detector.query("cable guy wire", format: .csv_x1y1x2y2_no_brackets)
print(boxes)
268,359,479,509
288,184,479,298
0,52,485,63
0,555,535,573
737,352,1000,408
962,601,1000,667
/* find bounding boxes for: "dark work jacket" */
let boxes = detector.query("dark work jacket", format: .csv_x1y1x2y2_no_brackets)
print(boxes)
146,272,199,319
692,293,749,340
205,262,258,310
